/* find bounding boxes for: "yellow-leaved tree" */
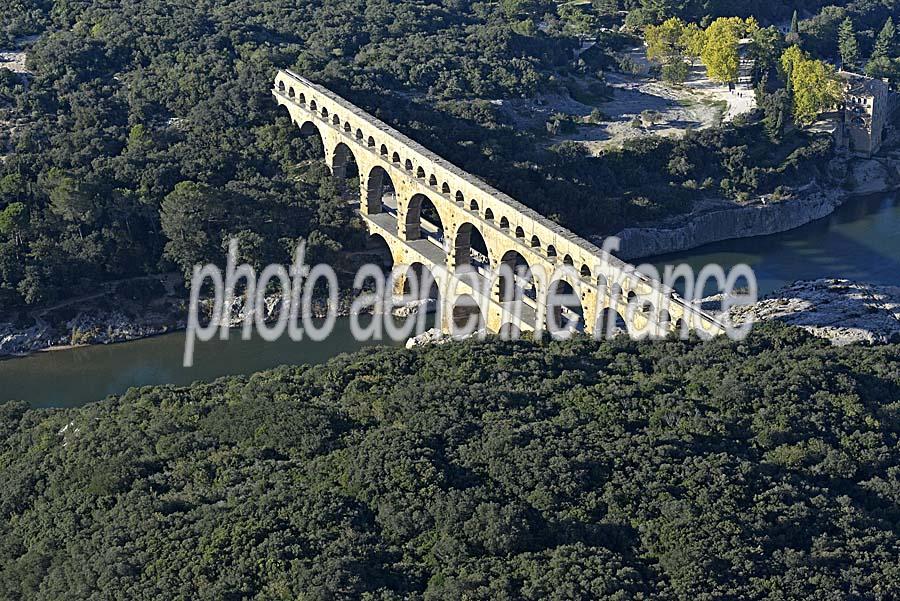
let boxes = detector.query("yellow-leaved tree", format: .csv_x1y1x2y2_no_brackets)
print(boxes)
645,17,686,63
781,45,843,125
701,19,741,82
699,17,758,83
680,23,706,60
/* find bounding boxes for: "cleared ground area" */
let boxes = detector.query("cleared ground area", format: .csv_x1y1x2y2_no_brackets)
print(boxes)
500,46,756,153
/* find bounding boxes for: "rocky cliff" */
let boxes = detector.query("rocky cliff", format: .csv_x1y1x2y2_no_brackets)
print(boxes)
610,158,898,260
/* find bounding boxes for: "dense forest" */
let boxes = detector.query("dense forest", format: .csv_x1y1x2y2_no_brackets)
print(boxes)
1,324,899,599
0,0,898,309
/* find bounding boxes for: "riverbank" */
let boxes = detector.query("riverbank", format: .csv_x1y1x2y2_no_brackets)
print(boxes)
608,154,900,261
0,275,184,358
0,275,431,358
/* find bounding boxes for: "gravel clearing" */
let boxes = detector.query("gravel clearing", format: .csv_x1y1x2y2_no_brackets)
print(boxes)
500,47,757,153
0,34,38,75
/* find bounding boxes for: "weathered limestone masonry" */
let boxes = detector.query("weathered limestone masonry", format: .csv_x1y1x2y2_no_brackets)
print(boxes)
273,70,724,337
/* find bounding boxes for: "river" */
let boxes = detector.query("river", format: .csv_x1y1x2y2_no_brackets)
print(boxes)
2,191,898,408
648,192,900,297
2,317,412,409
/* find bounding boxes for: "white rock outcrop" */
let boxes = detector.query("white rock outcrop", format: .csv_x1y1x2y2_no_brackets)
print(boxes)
729,279,900,346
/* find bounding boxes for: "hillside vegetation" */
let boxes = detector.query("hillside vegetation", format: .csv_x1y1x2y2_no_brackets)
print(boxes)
2,324,899,599
0,0,868,308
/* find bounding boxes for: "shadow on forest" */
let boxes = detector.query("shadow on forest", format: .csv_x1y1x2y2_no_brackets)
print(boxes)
318,82,622,236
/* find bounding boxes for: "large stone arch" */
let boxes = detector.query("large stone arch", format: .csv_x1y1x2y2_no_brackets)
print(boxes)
331,141,360,182
366,232,396,270
398,261,441,302
657,307,675,338
494,248,544,331
594,306,628,340
546,267,589,338
297,119,326,158
362,165,396,216
277,101,293,122
402,192,448,243
391,261,442,334
495,249,536,303
451,222,491,272
625,295,670,340
449,293,485,337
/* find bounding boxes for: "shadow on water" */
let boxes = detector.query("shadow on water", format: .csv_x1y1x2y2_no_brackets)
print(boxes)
647,192,900,297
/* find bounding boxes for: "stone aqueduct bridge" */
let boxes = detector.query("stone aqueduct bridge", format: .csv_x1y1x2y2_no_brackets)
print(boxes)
273,70,723,337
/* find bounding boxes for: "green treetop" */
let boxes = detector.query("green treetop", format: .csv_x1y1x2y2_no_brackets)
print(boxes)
787,10,800,44
644,17,692,83
838,17,859,70
644,17,685,63
866,17,897,79
558,4,597,42
873,17,896,60
680,23,706,60
0,202,27,245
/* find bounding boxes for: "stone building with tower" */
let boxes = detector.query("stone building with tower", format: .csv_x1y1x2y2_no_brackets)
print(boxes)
838,71,894,157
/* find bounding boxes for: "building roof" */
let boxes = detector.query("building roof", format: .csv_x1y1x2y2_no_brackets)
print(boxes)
839,70,889,98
